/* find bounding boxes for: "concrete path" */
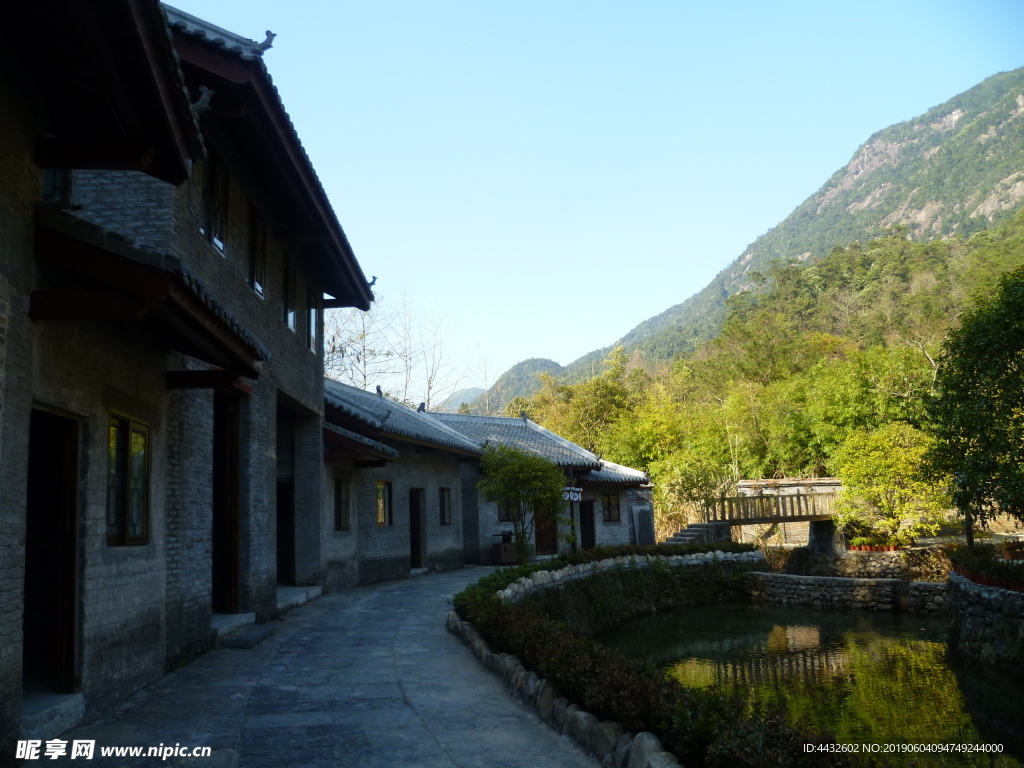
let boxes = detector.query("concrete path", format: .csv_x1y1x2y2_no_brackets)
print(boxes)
61,568,598,768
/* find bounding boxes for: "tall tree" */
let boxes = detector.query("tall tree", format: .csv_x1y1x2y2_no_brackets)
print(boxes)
477,445,565,565
926,262,1024,548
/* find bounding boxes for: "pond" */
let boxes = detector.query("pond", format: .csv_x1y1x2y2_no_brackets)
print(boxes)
599,603,1024,766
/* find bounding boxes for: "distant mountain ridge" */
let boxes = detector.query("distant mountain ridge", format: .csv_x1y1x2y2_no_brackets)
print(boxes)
467,358,562,414
476,66,1024,411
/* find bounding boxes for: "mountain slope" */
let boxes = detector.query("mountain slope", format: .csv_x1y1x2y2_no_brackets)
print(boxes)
569,66,1024,372
467,358,562,414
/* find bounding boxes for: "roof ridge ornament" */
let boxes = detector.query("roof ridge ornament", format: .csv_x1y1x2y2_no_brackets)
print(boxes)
256,31,276,53
191,85,214,116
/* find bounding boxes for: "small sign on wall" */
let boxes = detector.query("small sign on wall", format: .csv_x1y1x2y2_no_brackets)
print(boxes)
562,486,582,502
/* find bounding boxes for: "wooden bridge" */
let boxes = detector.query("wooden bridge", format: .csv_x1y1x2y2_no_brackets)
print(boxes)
701,492,837,525
665,492,840,550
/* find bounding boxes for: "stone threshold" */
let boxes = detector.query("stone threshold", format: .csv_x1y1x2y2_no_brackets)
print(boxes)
212,612,257,640
20,691,85,741
276,585,323,614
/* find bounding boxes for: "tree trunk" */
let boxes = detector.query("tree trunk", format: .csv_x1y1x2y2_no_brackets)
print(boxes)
964,506,975,551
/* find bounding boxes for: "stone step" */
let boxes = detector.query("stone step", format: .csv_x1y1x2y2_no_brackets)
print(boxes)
276,585,323,614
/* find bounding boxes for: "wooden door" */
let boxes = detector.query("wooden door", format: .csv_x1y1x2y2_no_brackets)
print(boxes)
580,501,596,550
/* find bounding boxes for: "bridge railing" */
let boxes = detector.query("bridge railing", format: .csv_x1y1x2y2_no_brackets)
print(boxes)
702,492,838,524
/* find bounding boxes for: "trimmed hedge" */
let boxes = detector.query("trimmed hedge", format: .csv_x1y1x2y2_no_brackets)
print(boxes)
454,546,863,768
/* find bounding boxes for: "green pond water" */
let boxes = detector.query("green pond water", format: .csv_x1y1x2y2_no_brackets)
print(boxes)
598,603,1024,766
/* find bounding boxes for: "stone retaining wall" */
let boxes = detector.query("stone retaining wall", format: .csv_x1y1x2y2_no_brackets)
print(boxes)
496,550,766,602
946,573,1024,665
448,610,681,768
776,547,950,582
746,572,946,613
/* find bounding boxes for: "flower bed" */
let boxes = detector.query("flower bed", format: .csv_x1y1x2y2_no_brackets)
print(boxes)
452,546,859,768
950,564,1024,593
946,543,1024,593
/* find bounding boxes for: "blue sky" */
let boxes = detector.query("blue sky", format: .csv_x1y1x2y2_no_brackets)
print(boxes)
171,0,1024,390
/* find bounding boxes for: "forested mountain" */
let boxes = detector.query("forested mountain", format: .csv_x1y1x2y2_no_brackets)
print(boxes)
438,387,485,412
485,67,1024,412
522,209,1024,533
467,358,562,414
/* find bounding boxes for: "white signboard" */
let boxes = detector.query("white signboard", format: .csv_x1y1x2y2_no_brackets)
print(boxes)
562,486,582,502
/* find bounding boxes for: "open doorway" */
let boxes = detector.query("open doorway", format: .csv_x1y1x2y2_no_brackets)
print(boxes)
275,405,295,585
212,391,240,612
23,409,78,695
409,488,424,569
535,505,558,555
579,501,596,550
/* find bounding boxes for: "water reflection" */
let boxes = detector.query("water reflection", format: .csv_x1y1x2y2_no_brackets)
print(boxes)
599,604,1024,766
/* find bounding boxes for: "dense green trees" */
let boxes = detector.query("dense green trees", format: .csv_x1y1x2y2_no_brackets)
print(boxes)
519,210,1024,538
927,261,1024,547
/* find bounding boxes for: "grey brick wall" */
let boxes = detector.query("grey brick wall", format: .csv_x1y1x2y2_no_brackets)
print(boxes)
323,462,359,590
164,353,214,668
31,318,172,708
71,171,173,252
355,440,464,584
0,64,41,764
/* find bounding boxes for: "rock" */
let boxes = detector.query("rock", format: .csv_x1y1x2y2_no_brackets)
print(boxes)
568,710,600,749
446,610,459,632
552,698,571,729
646,752,679,768
526,671,539,701
484,651,503,675
591,720,623,761
612,734,634,768
502,655,520,682
537,684,557,721
628,732,664,768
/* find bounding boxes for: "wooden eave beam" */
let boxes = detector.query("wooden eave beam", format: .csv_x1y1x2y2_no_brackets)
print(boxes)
29,291,149,320
355,459,388,469
167,369,241,389
35,223,262,378
35,138,155,173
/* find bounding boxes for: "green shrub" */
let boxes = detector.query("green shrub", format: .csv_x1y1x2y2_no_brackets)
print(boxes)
946,543,1024,582
453,546,856,768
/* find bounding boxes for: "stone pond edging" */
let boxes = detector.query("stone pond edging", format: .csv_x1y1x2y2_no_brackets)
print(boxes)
447,608,680,768
496,550,767,603
946,573,1024,665
746,571,946,612
449,552,765,768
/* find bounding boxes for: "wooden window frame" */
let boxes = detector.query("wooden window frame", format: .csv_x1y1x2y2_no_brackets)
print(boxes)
497,501,519,523
307,290,319,352
107,412,150,546
376,480,393,526
601,493,621,523
248,206,267,298
201,153,229,253
282,259,296,331
43,168,72,208
439,487,452,526
334,476,350,531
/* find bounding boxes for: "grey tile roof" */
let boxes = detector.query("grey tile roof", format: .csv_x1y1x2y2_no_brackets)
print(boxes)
323,422,399,458
323,380,482,455
39,206,270,362
428,413,601,470
585,460,649,485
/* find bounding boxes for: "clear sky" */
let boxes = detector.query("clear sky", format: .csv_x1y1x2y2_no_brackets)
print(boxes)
170,0,1024,389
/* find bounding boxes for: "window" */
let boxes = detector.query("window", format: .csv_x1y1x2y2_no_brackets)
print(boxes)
201,153,229,252
43,168,71,207
307,290,319,352
498,501,519,523
334,477,350,531
107,414,149,545
439,487,452,526
248,206,266,297
602,493,620,522
376,480,393,526
282,260,296,330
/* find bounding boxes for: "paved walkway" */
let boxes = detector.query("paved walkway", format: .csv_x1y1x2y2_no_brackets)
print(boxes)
62,568,598,768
